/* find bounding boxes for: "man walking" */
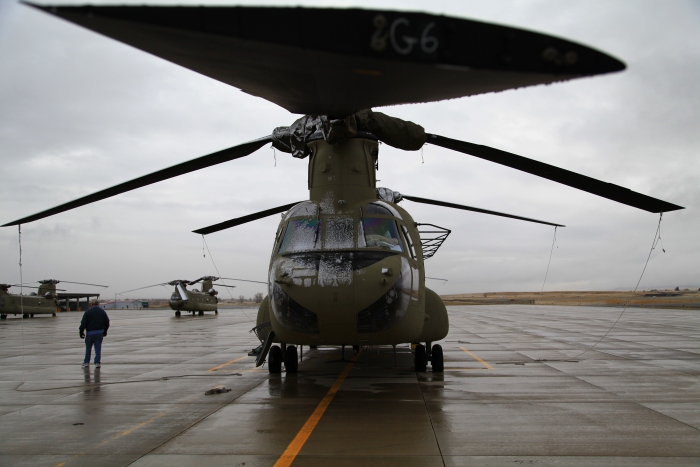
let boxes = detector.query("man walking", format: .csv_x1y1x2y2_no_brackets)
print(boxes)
79,299,110,368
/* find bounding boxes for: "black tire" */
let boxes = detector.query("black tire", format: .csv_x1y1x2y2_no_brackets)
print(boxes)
30,314,35,318
175,311,181,317
310,345,318,349
431,344,444,372
1,314,6,320
22,313,28,319
415,344,427,372
215,310,218,314
52,313,56,317
198,311,204,316
285,345,298,373
269,345,282,374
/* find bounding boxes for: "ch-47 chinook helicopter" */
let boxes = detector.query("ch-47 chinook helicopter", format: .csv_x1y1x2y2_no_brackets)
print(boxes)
121,276,266,317
4,5,684,373
0,280,108,319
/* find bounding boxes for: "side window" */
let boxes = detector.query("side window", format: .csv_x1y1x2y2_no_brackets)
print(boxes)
360,218,403,252
401,225,417,259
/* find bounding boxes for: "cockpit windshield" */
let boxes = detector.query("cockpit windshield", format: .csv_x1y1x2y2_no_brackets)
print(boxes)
279,219,321,253
359,218,403,252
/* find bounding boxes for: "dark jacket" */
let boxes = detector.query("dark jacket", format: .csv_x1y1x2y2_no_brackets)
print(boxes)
79,306,110,334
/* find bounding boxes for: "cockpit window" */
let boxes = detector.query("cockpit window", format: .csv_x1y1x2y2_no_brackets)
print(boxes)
359,218,403,252
365,203,393,216
279,219,321,254
324,217,354,249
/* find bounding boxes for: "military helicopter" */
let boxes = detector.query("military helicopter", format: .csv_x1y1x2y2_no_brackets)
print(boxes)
0,280,108,319
4,5,684,373
121,276,266,317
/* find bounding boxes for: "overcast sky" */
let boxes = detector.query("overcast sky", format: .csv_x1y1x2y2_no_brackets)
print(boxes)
1,0,698,300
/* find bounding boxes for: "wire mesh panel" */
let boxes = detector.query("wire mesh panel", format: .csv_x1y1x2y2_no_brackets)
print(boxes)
415,223,451,259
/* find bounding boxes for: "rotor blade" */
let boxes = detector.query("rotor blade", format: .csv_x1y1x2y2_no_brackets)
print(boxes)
58,281,109,288
214,284,237,289
426,277,448,282
120,283,168,294
402,195,565,227
193,202,301,235
176,283,189,301
425,134,683,213
2,136,271,227
219,277,268,285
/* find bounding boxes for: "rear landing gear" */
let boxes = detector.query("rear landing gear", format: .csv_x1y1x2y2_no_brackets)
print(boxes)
198,311,204,316
22,313,28,319
268,345,282,374
0,314,6,320
285,345,298,373
175,311,181,317
414,344,427,372
52,313,56,317
215,310,218,315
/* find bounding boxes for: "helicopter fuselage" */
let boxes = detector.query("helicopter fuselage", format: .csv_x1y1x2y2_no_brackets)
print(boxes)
168,279,218,313
258,136,448,347
0,283,59,319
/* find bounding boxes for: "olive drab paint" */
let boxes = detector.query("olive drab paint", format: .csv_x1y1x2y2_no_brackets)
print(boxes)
0,283,59,319
258,136,449,347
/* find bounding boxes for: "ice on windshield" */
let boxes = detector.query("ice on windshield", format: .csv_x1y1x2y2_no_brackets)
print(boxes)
279,219,321,253
324,217,354,249
360,218,403,252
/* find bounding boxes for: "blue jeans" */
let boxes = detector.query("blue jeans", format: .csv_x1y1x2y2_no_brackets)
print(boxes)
84,334,104,364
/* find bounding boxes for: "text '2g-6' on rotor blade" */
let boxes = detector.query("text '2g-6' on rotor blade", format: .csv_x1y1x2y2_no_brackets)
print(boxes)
2,136,272,227
193,202,302,235
425,134,683,213
402,195,565,227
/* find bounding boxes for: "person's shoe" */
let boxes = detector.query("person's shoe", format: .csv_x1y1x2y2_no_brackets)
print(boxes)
81,362,89,368
95,363,101,368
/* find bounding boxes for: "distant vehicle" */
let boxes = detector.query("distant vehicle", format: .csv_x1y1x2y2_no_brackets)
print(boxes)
0,280,107,319
121,276,266,318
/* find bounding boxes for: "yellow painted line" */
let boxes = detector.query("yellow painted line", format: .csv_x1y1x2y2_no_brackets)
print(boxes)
274,350,362,467
54,463,65,467
208,355,248,372
459,347,493,370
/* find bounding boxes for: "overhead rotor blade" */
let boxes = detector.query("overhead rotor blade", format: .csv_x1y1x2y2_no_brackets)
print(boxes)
402,195,565,227
2,136,271,227
219,277,268,285
426,277,448,282
120,283,169,294
176,283,189,301
58,281,109,288
425,134,683,213
193,202,301,235
214,284,237,289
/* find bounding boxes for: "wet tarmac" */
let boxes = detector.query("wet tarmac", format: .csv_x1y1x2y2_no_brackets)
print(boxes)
0,305,698,466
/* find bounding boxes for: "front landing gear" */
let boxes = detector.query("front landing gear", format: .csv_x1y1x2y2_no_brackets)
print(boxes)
414,344,427,372
431,344,444,372
175,311,181,317
268,345,282,374
284,345,298,373
415,343,443,372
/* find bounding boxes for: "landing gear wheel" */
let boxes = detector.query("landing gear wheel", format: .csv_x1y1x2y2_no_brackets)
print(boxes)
284,345,298,373
175,311,181,317
269,345,282,374
415,344,427,372
22,313,28,319
52,313,56,317
215,310,218,315
1,314,6,320
31,314,35,318
353,345,360,354
431,344,444,372
310,345,318,349
198,311,204,316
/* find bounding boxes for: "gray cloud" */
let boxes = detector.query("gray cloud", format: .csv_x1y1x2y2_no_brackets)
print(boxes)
1,0,698,299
